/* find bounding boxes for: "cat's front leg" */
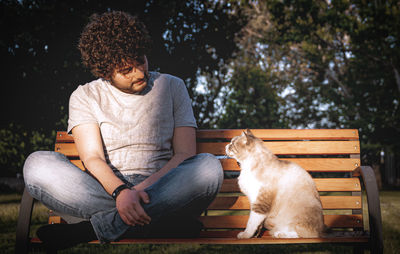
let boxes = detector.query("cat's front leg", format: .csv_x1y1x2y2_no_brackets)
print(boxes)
264,217,275,230
237,211,267,239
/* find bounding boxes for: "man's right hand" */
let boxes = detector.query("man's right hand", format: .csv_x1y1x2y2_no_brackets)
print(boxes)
116,188,151,226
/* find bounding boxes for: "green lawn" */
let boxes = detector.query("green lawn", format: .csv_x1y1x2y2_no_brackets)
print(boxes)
1,191,399,254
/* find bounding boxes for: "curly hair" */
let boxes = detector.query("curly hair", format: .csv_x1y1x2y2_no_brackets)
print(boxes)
78,11,152,80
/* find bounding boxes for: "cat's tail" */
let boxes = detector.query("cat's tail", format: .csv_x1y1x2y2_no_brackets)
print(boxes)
321,225,368,238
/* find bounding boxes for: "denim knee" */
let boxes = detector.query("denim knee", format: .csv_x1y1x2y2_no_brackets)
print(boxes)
192,153,224,193
23,151,65,186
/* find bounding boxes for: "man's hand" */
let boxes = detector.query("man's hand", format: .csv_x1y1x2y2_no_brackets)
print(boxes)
116,188,151,226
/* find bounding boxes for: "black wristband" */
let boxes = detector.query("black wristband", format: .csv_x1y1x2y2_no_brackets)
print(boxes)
112,184,130,200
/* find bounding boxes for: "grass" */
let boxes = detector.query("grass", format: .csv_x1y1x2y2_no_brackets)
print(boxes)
1,191,399,254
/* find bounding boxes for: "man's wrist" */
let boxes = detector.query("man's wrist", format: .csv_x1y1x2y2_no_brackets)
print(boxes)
111,184,130,200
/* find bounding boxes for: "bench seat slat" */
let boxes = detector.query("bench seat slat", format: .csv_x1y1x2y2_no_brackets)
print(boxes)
200,214,363,229
208,196,362,210
106,235,369,244
197,141,360,155
198,230,366,239
220,178,361,193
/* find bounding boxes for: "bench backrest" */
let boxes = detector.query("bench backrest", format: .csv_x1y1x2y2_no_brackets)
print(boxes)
54,129,363,237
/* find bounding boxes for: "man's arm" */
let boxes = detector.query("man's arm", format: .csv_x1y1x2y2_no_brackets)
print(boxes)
134,126,196,191
71,123,150,226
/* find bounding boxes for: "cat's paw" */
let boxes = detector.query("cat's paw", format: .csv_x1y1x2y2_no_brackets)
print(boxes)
237,231,253,239
273,230,299,238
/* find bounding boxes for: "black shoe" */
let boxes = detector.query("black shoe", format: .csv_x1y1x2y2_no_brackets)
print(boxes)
120,215,203,239
148,216,203,238
37,221,97,251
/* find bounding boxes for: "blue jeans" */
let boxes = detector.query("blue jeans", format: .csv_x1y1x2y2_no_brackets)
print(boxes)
23,151,223,242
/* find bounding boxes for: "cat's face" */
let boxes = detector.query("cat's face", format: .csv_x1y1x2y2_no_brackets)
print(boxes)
225,129,256,161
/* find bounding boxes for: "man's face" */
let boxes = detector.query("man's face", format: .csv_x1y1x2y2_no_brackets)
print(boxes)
110,56,149,94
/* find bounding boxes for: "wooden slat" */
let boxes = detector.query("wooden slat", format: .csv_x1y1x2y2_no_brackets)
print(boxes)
196,129,359,140
71,160,84,170
200,214,363,229
56,131,74,142
56,132,360,157
63,155,361,172
198,230,368,240
113,233,368,244
320,196,362,209
198,141,360,155
324,214,363,228
209,196,249,210
314,178,361,191
220,179,240,192
56,129,360,143
208,196,362,210
54,143,78,157
221,158,361,172
220,178,361,193
48,216,64,224
65,160,363,192
199,230,368,243
56,141,361,157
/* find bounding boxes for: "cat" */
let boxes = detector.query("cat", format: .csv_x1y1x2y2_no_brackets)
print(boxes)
225,129,325,239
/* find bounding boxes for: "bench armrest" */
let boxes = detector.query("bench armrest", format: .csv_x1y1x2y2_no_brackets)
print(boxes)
16,187,35,254
356,166,383,254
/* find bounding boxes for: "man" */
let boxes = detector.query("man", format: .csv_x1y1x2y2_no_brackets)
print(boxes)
23,11,223,251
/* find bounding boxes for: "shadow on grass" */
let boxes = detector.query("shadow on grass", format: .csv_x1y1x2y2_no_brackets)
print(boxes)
56,242,355,254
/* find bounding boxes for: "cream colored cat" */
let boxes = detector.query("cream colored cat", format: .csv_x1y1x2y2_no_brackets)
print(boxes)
225,129,325,239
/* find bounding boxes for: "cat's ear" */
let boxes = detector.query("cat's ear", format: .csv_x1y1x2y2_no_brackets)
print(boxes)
243,129,253,144
245,129,254,137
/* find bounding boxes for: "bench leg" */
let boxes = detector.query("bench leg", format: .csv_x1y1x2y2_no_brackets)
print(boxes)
358,166,384,254
15,187,34,254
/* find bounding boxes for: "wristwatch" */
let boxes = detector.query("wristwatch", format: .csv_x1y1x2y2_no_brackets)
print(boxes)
112,184,130,200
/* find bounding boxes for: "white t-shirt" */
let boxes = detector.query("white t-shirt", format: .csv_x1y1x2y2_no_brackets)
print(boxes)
67,72,197,176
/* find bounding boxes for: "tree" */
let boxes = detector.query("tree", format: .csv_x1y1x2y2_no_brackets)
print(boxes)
0,0,247,176
231,0,400,166
217,63,286,128
1,0,246,130
145,0,246,128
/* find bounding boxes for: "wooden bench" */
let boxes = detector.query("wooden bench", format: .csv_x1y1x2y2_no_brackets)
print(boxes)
16,129,383,253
